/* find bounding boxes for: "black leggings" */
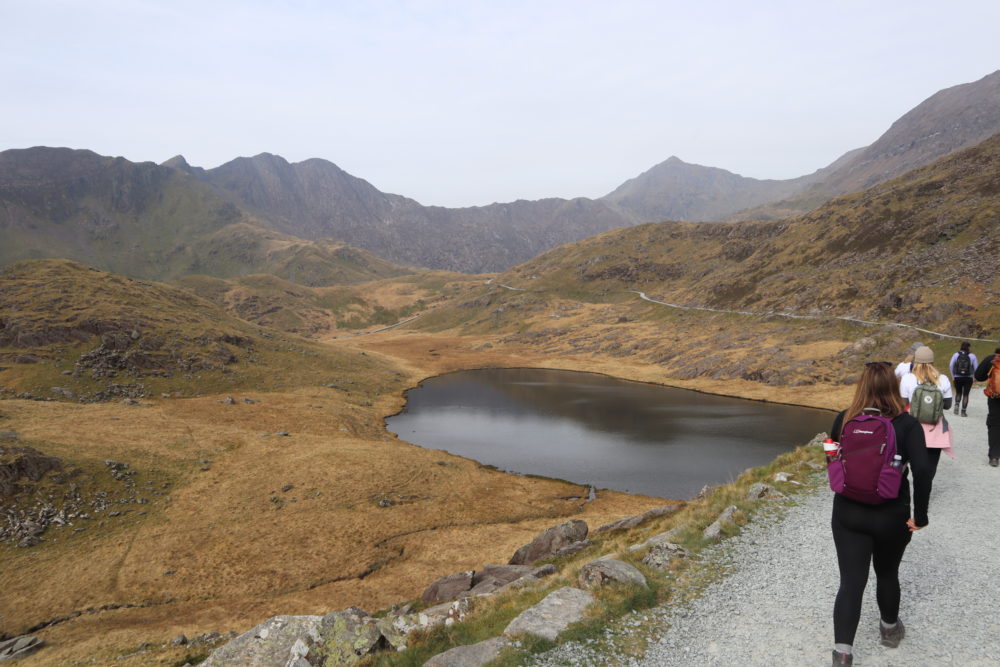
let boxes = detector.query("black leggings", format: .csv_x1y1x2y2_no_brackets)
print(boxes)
954,377,973,409
831,497,913,645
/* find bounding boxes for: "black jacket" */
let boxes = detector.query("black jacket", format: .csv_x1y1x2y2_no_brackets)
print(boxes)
830,411,933,526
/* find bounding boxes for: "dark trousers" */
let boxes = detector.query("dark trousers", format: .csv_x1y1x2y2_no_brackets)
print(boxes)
954,377,973,409
988,397,1000,459
832,496,912,645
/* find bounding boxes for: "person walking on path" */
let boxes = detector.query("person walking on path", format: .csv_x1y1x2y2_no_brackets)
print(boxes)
828,362,934,666
900,345,955,469
974,346,1000,467
949,341,978,417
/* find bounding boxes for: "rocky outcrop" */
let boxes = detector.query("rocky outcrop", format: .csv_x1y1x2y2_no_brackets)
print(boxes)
703,505,739,541
577,558,647,590
422,637,511,667
640,540,690,571
0,635,44,662
503,587,595,641
0,446,63,496
422,571,474,604
509,519,589,565
594,504,681,533
421,564,556,603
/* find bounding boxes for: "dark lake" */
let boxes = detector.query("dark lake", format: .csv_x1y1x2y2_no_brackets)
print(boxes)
385,368,833,500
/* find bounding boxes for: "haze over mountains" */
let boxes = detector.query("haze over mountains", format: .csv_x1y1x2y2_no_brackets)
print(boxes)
1,70,998,277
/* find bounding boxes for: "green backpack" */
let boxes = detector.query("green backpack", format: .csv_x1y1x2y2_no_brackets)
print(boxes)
911,381,944,424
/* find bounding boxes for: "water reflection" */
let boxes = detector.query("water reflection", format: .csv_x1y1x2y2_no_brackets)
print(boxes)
386,368,832,499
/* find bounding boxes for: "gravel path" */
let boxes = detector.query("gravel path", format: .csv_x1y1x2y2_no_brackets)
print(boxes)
530,391,1000,666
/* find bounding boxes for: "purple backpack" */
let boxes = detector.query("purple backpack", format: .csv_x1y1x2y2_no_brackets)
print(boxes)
827,413,903,504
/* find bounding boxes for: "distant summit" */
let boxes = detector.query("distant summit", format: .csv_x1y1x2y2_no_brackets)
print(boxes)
607,70,1000,223
601,155,827,222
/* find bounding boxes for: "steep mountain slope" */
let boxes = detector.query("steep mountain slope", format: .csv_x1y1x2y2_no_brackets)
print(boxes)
185,152,639,273
0,148,410,284
505,131,1000,336
609,70,1000,223
731,69,1000,220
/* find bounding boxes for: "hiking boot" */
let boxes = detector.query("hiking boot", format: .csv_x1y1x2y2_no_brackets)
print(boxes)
832,649,853,665
880,619,905,647
990,458,999,467
961,410,968,417
954,404,960,415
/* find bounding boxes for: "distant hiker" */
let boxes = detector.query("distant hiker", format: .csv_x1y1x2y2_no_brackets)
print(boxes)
828,361,933,666
894,342,923,379
900,345,955,469
949,341,978,417
973,346,1000,467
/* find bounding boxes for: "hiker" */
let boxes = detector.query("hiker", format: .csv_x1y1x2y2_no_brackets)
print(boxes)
973,346,1000,467
899,345,955,469
949,341,978,417
828,361,933,666
894,342,923,379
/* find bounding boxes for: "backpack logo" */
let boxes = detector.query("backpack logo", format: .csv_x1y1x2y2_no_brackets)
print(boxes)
910,382,943,424
827,414,903,504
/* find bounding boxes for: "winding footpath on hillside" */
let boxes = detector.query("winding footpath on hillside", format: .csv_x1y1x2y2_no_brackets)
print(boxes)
530,391,1000,666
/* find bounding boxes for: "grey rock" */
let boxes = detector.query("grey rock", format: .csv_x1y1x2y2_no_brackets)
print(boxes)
509,519,589,565
641,541,690,570
595,504,682,533
311,606,385,666
423,636,511,667
199,615,323,666
422,570,474,604
551,539,594,559
0,635,44,662
172,634,188,646
504,587,595,641
578,558,648,589
703,505,739,541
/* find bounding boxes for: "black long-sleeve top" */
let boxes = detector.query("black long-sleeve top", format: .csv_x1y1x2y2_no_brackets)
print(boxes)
830,411,933,527
973,353,996,382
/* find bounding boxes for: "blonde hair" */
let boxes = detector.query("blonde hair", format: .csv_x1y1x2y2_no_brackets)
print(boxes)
912,362,940,385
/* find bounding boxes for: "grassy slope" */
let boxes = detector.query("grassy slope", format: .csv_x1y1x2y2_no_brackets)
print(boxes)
178,270,484,337
0,261,664,666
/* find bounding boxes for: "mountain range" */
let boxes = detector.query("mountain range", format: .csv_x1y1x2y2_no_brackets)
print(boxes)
1,70,998,277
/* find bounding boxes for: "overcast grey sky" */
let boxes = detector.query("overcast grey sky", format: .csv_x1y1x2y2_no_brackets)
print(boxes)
2,1,998,207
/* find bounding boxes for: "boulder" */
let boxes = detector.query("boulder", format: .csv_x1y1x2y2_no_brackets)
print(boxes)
577,558,647,589
509,519,588,565
309,607,386,665
200,615,323,666
0,635,44,662
703,505,739,541
640,541,690,570
422,637,511,667
595,504,682,533
503,587,594,641
422,570,474,604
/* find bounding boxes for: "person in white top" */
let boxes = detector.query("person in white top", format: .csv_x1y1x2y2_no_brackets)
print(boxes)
900,345,954,472
894,341,924,379
948,341,978,417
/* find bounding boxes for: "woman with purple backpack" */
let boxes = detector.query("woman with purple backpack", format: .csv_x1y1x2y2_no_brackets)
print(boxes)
827,361,935,666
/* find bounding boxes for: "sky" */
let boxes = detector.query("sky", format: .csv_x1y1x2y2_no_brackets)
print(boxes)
2,1,999,207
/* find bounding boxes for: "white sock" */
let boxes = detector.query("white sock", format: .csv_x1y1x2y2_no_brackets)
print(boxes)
834,643,853,654
881,620,898,630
